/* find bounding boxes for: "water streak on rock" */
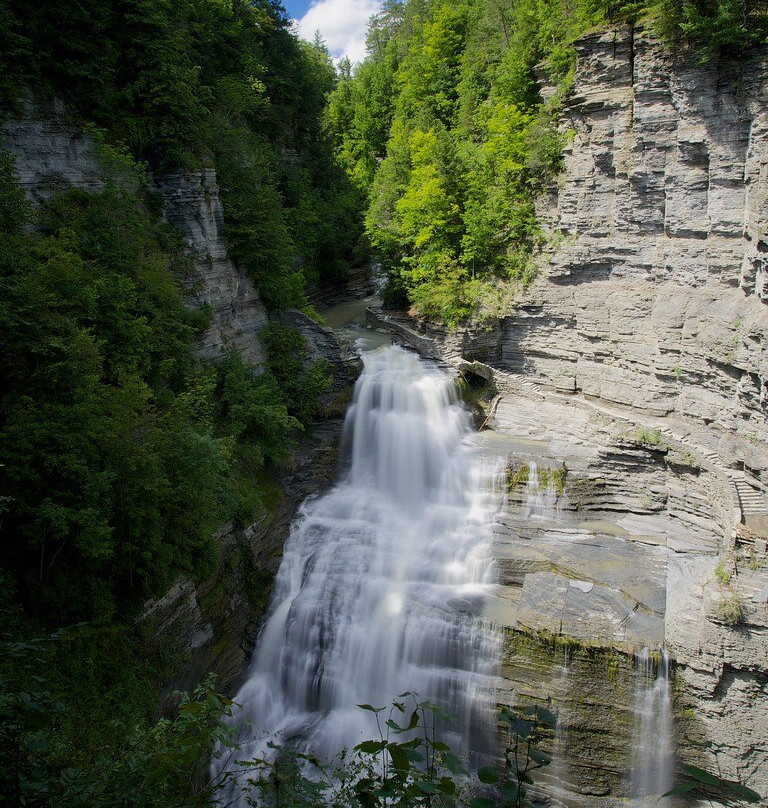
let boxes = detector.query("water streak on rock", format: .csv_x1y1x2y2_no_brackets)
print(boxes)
630,648,674,806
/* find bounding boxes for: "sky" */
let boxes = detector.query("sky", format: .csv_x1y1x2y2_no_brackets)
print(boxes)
285,0,384,65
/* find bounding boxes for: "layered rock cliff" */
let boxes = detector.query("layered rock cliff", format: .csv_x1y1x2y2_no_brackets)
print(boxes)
1,106,269,365
518,26,768,482
369,25,768,806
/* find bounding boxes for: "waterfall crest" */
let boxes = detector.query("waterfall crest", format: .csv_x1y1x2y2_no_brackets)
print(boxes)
215,345,502,798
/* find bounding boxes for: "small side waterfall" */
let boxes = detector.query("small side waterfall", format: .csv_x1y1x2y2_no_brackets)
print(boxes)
214,345,502,801
523,461,559,518
630,649,674,805
548,652,572,807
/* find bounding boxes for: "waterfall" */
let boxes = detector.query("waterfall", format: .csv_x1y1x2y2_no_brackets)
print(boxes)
523,461,559,518
213,345,502,801
630,649,674,805
547,652,571,807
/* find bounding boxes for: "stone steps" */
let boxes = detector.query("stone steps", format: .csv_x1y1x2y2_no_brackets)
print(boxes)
733,477,768,515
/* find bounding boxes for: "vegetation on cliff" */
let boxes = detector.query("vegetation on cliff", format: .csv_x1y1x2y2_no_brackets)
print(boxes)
0,0,365,305
2,0,767,803
0,0,350,798
326,0,767,324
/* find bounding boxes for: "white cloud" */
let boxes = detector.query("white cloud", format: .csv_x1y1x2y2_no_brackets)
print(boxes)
296,0,383,65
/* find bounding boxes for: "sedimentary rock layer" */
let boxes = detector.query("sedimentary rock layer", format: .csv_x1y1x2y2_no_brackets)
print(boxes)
513,26,768,484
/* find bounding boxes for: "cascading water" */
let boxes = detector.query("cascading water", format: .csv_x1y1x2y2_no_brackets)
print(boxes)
214,345,502,802
547,652,571,807
630,649,674,806
523,461,559,519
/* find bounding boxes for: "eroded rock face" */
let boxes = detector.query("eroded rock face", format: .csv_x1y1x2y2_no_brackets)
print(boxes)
510,26,768,482
139,418,347,702
152,169,269,365
482,387,747,806
367,34,768,789
492,32,768,800
1,104,105,201
1,108,269,365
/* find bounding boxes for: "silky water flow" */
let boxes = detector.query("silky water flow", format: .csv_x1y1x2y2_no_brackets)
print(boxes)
630,649,674,806
213,345,503,802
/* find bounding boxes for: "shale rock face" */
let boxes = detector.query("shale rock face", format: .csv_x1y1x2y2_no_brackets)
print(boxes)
487,30,768,802
510,26,768,482
1,105,105,201
152,169,268,364
1,108,269,365
369,28,768,803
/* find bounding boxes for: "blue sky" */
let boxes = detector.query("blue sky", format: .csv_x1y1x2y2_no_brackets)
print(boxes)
285,0,384,64
281,1,312,17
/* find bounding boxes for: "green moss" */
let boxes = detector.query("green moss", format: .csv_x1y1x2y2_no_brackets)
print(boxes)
631,427,666,448
506,462,531,490
506,462,567,498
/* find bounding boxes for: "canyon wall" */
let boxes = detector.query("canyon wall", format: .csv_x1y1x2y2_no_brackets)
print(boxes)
499,28,768,804
1,107,268,365
1,106,358,696
513,25,768,483
370,26,768,804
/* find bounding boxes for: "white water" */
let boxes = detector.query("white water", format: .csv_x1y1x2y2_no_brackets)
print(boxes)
630,648,674,805
214,345,502,800
548,654,571,807
523,461,559,519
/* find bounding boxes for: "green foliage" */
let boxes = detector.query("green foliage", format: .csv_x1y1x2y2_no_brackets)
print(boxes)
326,0,766,325
0,629,233,808
663,762,761,802
261,324,332,424
653,0,768,55
327,0,581,325
713,590,744,625
0,156,323,625
493,704,556,808
0,0,366,308
217,696,556,808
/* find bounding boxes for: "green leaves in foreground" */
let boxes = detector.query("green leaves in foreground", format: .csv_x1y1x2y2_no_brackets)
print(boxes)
233,698,560,808
663,763,761,803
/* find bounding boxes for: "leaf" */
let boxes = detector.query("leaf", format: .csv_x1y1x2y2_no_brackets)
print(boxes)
534,706,557,727
502,782,520,803
404,747,424,763
443,752,467,775
388,744,410,773
438,777,457,795
386,718,406,733
681,764,724,786
357,703,384,713
406,709,420,730
724,782,762,802
478,766,500,784
418,781,441,794
529,747,551,766
469,798,497,808
355,740,386,754
661,781,700,798
508,718,535,737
